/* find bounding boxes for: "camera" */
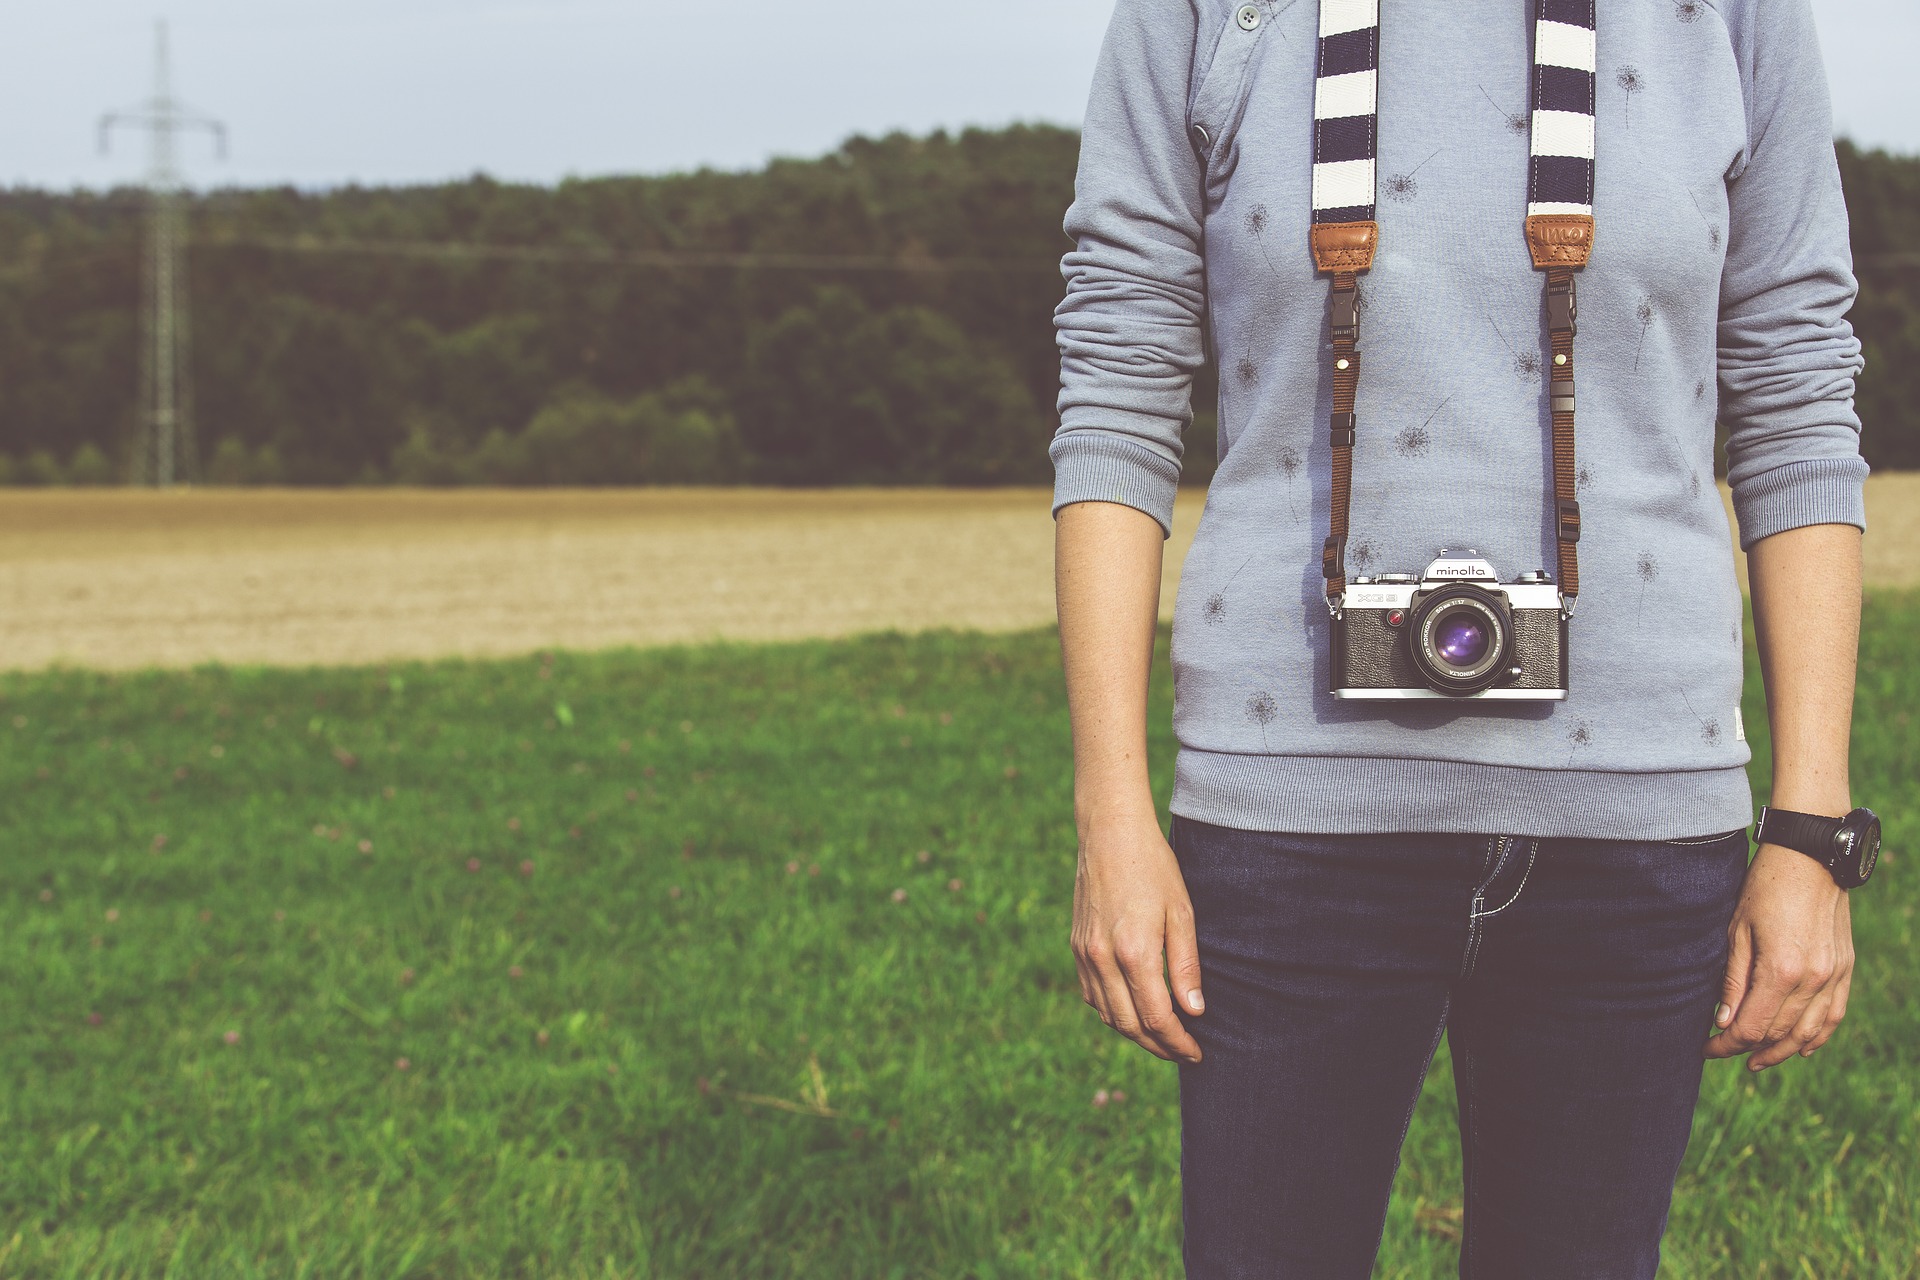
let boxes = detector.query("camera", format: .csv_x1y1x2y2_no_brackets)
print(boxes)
1332,551,1567,699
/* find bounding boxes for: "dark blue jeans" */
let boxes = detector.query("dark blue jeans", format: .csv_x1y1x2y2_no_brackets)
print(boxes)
1169,814,1751,1279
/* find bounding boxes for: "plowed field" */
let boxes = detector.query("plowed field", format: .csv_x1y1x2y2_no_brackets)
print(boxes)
2,478,1913,671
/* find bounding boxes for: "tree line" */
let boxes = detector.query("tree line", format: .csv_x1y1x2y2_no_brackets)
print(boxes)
0,127,1914,486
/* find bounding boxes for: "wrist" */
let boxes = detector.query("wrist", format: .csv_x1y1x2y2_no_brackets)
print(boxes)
1074,789,1161,840
1751,840,1850,894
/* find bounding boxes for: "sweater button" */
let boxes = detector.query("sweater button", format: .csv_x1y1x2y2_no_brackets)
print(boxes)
1236,5,1262,30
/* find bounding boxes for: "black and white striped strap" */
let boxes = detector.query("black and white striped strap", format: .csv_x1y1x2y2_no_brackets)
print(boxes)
1311,0,1598,224
1528,0,1597,217
1310,0,1379,226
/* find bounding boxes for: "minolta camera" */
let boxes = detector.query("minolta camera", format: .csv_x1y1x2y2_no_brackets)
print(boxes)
1332,551,1567,699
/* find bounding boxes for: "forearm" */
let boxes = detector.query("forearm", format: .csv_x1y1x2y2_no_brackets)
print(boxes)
1746,522,1862,816
1055,499,1166,835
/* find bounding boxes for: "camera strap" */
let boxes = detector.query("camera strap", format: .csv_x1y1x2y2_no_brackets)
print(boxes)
1311,0,1595,614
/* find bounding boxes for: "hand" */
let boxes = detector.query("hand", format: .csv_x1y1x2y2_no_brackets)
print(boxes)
1071,811,1205,1064
1705,843,1855,1070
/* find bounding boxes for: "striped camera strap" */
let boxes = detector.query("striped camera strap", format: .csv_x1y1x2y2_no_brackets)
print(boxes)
1311,0,1595,614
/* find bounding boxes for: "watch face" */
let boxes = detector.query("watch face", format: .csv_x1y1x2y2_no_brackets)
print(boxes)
1840,809,1882,885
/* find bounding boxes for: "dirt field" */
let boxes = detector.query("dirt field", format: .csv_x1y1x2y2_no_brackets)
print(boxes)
2,478,1915,672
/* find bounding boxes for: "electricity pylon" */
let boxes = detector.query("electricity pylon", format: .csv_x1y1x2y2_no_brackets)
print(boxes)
100,20,227,487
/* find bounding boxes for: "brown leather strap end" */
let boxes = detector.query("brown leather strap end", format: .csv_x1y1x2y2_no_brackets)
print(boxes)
1524,214,1594,269
1310,221,1378,273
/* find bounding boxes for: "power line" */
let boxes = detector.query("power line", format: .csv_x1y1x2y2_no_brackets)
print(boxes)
198,233,1059,275
99,20,227,488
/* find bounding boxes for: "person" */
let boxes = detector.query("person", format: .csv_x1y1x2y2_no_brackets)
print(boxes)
1050,0,1874,1275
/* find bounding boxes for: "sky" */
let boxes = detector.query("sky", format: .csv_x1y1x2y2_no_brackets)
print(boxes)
0,0,1912,193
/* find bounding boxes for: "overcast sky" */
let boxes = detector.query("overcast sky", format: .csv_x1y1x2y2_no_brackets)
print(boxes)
0,0,1911,192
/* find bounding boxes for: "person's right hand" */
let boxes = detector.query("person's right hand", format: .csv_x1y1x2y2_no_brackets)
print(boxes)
1071,811,1205,1064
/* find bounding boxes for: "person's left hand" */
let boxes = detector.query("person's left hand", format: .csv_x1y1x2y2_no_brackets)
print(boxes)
1705,843,1854,1070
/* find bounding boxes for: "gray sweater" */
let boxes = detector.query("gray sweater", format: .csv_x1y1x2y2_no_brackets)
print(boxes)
1050,0,1868,839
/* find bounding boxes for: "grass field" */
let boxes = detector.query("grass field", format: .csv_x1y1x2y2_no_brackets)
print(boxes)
4,476,1918,672
3,596,1916,1277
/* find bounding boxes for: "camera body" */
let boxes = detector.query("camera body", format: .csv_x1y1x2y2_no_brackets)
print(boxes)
1332,552,1568,699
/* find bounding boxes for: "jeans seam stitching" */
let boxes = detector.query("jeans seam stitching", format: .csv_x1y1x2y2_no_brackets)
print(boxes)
1663,830,1741,846
1461,836,1507,979
1473,838,1539,919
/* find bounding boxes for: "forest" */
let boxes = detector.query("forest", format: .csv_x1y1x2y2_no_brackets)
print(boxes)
0,126,1914,486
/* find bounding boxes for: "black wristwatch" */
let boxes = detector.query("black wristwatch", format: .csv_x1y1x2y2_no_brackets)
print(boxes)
1753,805,1882,889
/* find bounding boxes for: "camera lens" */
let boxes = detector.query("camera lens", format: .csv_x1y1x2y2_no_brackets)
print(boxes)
1431,610,1490,668
1407,586,1512,695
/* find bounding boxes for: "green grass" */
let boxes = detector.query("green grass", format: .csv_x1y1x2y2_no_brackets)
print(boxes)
1,596,1915,1278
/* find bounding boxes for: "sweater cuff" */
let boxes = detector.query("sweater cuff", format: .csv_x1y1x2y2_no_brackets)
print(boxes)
1049,429,1182,538
1730,456,1869,551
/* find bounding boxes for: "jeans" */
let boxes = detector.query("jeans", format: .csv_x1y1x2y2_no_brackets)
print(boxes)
1169,814,1751,1279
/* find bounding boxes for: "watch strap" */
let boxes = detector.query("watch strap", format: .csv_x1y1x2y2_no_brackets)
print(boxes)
1756,805,1846,867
